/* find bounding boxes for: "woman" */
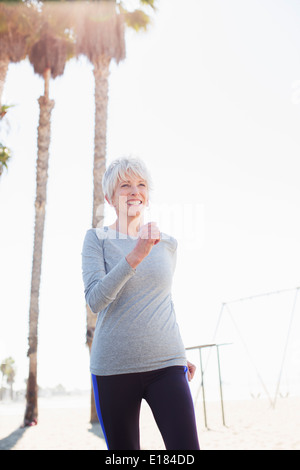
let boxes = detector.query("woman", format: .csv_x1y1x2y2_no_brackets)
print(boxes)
81,157,200,450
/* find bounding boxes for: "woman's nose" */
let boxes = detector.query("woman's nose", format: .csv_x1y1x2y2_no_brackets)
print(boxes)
130,186,139,194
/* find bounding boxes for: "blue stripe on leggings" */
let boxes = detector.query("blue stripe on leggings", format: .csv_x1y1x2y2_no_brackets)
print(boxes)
184,365,189,384
91,374,109,449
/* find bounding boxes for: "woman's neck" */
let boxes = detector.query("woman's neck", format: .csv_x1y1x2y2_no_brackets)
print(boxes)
109,215,143,237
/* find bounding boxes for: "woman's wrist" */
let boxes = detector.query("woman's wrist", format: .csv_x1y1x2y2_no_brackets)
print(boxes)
126,250,143,269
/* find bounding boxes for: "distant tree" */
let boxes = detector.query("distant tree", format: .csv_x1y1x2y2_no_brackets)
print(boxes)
0,104,14,177
0,141,11,177
0,357,16,400
0,360,6,399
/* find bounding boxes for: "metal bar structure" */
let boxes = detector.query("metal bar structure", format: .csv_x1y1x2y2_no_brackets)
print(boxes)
186,343,231,429
212,286,300,409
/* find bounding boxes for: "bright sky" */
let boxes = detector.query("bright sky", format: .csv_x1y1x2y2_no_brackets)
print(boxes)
0,0,300,396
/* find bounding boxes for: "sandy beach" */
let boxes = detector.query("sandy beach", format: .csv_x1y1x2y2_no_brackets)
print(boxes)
1,392,300,450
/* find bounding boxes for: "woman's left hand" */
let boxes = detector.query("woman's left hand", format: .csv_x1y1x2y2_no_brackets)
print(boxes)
186,361,196,382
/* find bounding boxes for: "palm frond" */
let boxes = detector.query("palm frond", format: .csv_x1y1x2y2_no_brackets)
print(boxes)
139,0,157,10
75,2,126,66
122,8,151,31
0,104,15,119
0,143,11,173
29,32,68,78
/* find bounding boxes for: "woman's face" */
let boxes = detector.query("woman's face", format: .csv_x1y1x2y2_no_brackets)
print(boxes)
109,173,149,219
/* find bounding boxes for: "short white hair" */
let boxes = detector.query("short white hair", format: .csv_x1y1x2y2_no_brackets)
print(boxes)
102,157,153,203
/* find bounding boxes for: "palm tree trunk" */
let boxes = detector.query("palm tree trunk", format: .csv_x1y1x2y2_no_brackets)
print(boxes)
0,58,9,109
24,68,54,426
92,56,110,228
87,56,111,423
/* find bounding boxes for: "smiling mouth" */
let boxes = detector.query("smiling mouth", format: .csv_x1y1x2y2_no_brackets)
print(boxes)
127,200,143,206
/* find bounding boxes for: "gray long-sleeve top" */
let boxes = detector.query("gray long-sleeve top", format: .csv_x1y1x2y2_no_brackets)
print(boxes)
81,227,187,376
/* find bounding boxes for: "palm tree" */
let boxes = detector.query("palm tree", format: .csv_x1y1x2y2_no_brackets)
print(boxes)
23,3,75,427
0,357,16,400
72,0,156,422
0,1,35,175
0,1,33,108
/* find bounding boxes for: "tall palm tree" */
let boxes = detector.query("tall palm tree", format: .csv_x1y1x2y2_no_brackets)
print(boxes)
72,0,156,422
23,4,75,427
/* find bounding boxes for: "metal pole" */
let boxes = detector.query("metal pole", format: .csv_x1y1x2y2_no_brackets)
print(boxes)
273,287,299,408
216,345,226,426
186,343,231,428
199,348,208,429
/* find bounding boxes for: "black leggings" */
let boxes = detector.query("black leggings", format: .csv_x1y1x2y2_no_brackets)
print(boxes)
92,366,200,450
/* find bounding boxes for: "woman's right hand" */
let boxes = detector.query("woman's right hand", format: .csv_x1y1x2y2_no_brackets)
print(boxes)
126,222,161,269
